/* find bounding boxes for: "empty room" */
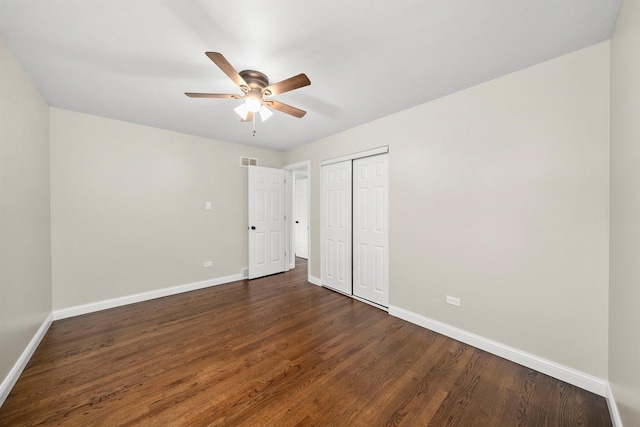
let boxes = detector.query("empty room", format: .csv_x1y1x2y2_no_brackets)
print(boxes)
0,0,638,425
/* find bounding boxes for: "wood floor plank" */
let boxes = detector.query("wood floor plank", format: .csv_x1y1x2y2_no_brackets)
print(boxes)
0,259,612,426
463,351,519,426
426,347,492,427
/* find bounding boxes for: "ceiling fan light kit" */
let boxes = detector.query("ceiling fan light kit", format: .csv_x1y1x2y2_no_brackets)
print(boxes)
234,103,250,120
185,52,311,135
258,106,273,121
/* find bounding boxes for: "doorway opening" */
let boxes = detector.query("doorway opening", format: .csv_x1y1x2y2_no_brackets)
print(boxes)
283,161,311,283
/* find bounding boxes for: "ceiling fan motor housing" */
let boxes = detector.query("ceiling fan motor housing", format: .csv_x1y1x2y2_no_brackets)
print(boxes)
239,70,270,94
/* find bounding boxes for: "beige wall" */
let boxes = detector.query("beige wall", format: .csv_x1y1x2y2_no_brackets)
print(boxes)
610,1,640,424
285,42,610,378
50,109,283,310
0,41,52,384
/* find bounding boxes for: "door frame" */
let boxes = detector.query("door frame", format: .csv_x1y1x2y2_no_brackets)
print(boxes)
282,161,311,282
320,146,389,166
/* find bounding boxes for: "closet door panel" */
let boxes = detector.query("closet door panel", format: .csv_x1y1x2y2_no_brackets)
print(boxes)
321,161,352,294
353,154,389,306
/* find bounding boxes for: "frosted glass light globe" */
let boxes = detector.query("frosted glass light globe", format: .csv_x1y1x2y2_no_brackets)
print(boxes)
245,96,262,113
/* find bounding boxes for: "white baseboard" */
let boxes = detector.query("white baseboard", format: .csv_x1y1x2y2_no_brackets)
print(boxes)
606,383,624,427
54,271,247,320
308,275,321,286
0,312,53,407
388,305,608,397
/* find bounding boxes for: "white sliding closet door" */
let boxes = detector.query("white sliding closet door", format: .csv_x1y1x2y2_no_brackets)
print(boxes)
353,154,389,307
321,161,352,294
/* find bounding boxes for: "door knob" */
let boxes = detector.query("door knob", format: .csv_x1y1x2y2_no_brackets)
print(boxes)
251,226,256,230
295,221,299,224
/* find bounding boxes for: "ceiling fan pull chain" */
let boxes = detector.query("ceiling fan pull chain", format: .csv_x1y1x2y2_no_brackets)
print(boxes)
252,113,256,137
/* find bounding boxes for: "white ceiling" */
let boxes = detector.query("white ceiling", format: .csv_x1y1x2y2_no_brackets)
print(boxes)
0,0,620,151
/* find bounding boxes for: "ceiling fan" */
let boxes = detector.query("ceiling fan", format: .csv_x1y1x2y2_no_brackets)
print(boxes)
185,52,311,123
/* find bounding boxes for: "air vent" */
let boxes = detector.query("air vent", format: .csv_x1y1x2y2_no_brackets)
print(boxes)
240,157,258,167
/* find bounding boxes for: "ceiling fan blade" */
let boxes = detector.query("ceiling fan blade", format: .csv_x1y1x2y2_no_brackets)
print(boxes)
241,111,254,122
262,73,310,96
205,52,250,92
265,100,307,118
185,93,241,99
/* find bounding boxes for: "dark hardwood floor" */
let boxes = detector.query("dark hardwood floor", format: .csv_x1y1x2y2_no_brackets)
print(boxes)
0,258,612,426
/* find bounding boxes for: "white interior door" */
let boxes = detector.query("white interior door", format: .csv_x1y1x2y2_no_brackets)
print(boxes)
353,154,389,307
248,166,286,280
295,178,309,259
321,161,352,294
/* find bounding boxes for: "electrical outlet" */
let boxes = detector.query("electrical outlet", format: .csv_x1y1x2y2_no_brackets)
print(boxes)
205,201,212,210
446,296,461,307
204,261,213,267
